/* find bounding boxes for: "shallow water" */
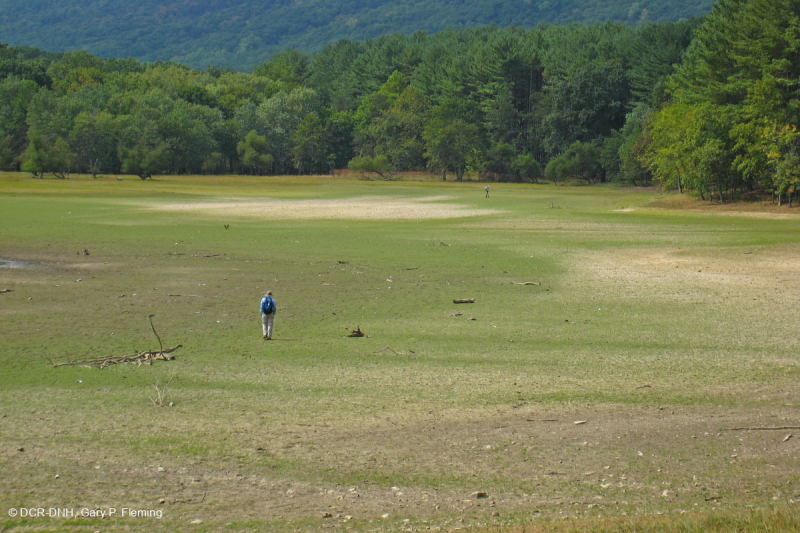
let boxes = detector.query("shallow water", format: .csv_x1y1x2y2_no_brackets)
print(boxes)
0,258,31,269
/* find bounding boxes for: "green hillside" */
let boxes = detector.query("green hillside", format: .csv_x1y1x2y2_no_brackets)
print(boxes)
0,0,713,70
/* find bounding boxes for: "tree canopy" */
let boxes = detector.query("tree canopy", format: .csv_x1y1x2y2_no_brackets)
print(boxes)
645,0,800,203
0,18,700,184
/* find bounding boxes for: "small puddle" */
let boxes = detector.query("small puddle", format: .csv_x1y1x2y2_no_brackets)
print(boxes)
0,258,34,269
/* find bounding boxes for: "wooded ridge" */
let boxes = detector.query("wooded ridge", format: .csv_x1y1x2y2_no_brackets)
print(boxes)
2,0,799,204
0,0,714,71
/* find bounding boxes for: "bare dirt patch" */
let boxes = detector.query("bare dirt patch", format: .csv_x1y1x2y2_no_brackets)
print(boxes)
578,246,800,298
572,243,800,357
649,195,800,219
142,196,499,220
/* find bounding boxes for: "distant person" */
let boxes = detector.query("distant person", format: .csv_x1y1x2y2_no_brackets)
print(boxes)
484,185,490,198
260,291,277,340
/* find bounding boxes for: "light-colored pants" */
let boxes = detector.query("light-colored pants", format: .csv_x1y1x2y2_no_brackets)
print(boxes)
262,313,274,338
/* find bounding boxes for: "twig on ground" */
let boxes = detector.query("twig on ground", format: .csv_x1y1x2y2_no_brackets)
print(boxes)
511,282,541,286
721,426,800,431
453,298,475,304
148,374,175,407
374,346,415,356
0,288,13,294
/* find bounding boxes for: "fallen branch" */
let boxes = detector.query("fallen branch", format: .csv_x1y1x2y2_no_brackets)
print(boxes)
0,289,13,294
721,426,800,431
53,315,181,368
511,282,541,286
453,298,475,304
374,346,415,356
52,345,182,368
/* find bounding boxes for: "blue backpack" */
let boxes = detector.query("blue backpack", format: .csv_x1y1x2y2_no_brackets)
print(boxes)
262,297,274,314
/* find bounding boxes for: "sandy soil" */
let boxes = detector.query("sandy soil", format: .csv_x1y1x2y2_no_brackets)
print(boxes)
4,403,798,531
577,245,800,305
142,196,499,220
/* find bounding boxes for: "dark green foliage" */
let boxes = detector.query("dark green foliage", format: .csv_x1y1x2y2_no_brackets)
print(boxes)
237,130,273,175
348,154,392,179
0,0,713,71
291,113,329,174
0,19,699,179
0,43,55,87
423,116,483,181
483,142,517,182
542,62,630,155
21,135,74,178
646,0,800,203
0,77,39,169
121,142,171,179
545,142,604,185
511,153,543,183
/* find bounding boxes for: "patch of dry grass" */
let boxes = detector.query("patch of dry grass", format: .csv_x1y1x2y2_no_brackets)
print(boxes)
140,195,499,220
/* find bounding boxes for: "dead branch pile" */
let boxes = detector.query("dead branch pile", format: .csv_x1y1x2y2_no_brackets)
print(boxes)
52,345,182,368
51,315,181,368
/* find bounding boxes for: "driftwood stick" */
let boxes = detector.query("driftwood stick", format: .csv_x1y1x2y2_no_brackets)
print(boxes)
375,346,399,355
721,426,800,431
148,314,163,353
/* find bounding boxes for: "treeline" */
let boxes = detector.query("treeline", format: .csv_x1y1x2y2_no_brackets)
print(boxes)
1,21,702,184
644,0,800,205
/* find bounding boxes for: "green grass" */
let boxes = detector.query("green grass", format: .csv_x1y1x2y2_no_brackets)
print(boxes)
1,173,799,532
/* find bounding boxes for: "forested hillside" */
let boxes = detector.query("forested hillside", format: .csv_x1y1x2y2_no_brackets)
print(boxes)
5,0,799,205
0,22,699,184
0,0,713,70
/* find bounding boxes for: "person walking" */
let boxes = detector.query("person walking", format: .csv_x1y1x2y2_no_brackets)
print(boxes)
484,185,490,198
260,291,277,340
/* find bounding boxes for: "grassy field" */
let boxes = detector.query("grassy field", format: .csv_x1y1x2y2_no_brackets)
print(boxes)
0,172,798,532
